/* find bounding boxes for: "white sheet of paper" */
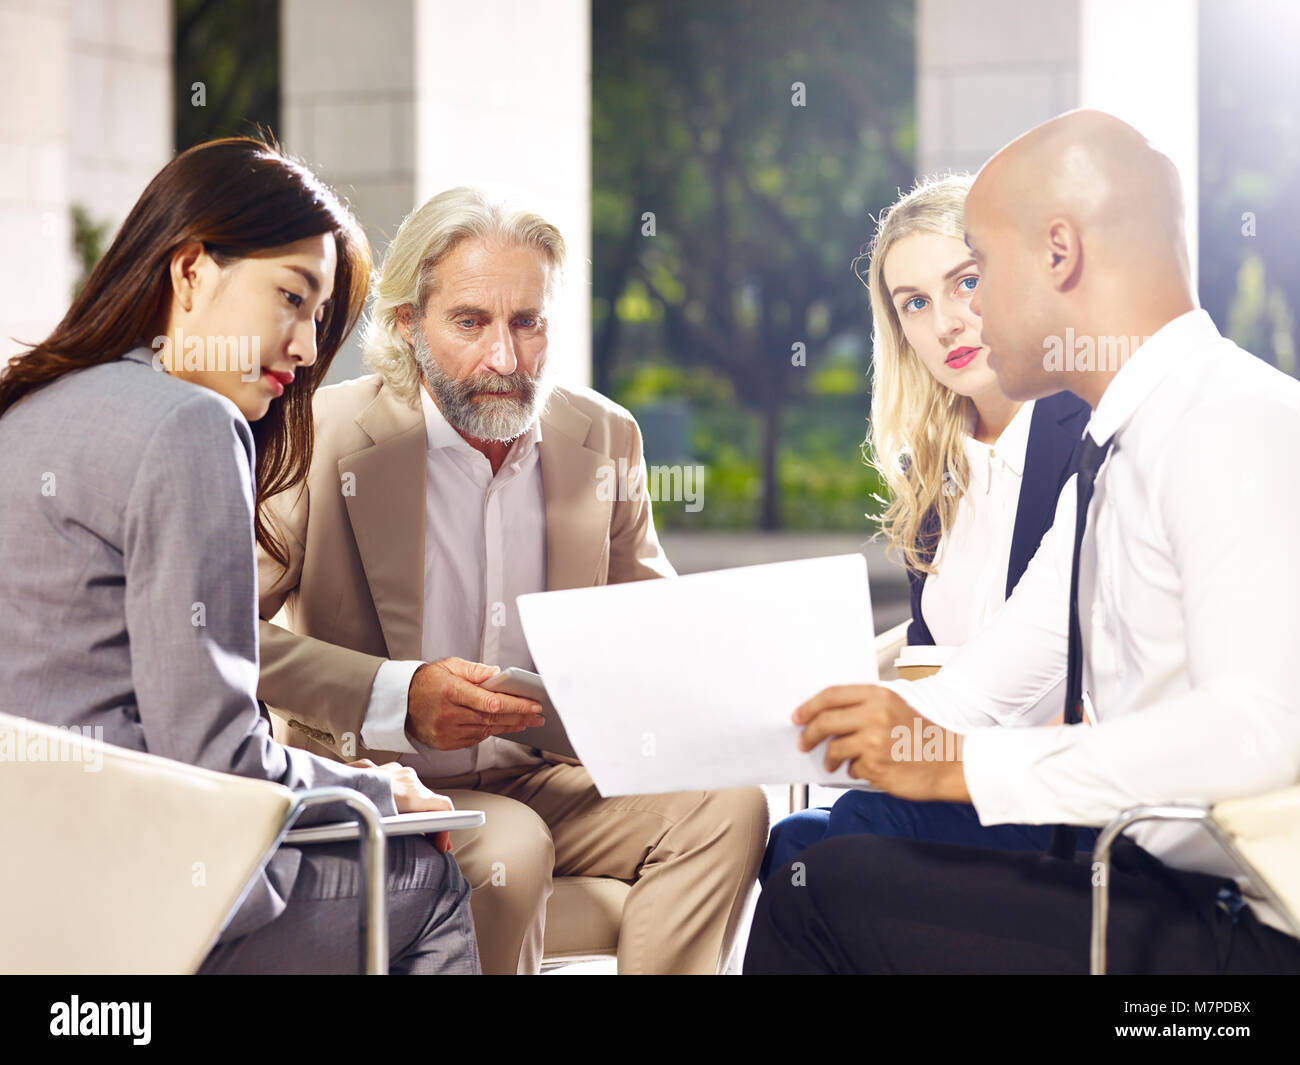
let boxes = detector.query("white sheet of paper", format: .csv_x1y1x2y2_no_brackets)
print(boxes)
516,553,877,796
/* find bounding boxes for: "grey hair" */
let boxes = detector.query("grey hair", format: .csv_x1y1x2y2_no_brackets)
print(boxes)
361,186,567,405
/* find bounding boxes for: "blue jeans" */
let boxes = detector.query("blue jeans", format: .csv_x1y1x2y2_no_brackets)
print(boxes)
759,789,1099,884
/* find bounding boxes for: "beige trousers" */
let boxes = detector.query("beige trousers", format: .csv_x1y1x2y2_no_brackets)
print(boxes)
429,757,768,975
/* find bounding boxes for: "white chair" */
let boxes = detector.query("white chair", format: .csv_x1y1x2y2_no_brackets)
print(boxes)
268,704,631,968
541,876,630,968
0,712,389,974
1090,784,1300,974
873,620,911,685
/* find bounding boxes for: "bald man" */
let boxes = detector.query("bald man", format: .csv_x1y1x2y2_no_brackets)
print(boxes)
746,110,1300,975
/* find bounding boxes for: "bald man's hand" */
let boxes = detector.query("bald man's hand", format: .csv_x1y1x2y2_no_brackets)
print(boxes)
793,684,970,803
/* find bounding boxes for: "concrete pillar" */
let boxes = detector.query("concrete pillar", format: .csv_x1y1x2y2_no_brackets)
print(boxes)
68,0,172,243
282,0,591,387
1079,0,1198,284
917,0,1197,283
0,0,172,362
414,0,591,389
1,0,71,361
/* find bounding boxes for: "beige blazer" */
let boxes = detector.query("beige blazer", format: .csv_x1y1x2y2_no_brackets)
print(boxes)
256,374,675,763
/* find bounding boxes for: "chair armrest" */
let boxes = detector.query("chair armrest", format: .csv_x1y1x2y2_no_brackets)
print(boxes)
0,712,393,975
252,788,390,975
875,621,910,681
1090,788,1300,975
0,712,296,974
284,808,485,845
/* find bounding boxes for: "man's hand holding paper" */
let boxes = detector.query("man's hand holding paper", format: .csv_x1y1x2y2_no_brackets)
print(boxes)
793,684,970,803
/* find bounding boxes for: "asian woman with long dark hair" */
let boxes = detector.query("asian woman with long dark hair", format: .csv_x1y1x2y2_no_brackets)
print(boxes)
0,137,478,974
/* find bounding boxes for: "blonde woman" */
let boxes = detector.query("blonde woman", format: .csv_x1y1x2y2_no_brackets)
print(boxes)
760,174,1091,882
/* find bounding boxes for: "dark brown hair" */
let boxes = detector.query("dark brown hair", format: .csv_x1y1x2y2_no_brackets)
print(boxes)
0,135,371,567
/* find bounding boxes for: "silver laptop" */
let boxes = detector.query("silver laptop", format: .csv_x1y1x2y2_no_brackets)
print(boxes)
285,808,485,845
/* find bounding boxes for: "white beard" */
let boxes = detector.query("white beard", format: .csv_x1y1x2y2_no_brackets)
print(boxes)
412,330,549,442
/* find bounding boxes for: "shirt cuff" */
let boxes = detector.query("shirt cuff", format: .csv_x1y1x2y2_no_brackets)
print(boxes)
961,725,1082,827
359,659,422,755
878,676,965,733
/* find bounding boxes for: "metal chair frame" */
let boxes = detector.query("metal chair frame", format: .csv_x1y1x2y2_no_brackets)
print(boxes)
1090,803,1300,975
205,787,390,975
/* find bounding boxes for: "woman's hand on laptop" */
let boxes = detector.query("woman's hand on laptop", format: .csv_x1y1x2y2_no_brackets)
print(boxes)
349,759,456,853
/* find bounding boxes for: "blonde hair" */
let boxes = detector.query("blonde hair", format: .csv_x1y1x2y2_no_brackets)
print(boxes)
856,173,976,576
362,187,567,405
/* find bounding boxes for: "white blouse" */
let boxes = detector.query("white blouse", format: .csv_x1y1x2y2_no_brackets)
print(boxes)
921,400,1036,646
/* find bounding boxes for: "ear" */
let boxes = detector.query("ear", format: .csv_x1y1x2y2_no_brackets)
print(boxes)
395,302,417,346
1045,218,1083,291
168,240,208,313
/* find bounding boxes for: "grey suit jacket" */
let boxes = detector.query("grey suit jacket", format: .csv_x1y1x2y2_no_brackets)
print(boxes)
0,346,398,942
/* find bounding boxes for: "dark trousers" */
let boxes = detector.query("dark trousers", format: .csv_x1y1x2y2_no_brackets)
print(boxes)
198,835,480,975
759,791,1098,883
745,834,1300,974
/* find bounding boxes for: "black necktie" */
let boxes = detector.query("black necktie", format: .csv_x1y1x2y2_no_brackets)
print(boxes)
1047,432,1114,860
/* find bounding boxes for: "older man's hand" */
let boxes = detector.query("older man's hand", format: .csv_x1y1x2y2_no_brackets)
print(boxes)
406,658,544,751
793,684,970,803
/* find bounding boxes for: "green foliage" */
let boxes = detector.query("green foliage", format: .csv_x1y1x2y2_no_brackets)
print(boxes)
70,204,111,299
626,389,887,532
593,0,915,529
616,362,736,407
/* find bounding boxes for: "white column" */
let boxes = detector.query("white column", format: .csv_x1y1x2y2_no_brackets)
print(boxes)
917,0,1082,176
0,0,172,363
1080,0,1198,286
68,0,172,242
414,0,591,389
917,0,1197,283
1,0,71,361
282,0,418,383
283,0,592,388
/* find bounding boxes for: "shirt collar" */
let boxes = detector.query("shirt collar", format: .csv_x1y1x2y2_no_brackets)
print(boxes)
962,397,1035,478
1086,308,1218,446
418,379,541,465
121,345,156,367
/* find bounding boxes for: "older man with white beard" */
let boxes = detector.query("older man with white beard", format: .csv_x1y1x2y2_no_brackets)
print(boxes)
255,187,768,975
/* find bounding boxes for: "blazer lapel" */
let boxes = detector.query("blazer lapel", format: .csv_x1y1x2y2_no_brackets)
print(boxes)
1006,391,1091,597
539,394,614,590
340,387,426,661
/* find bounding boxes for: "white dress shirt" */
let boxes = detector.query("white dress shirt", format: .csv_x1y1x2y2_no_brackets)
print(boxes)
883,309,1300,934
922,399,1035,645
921,399,1068,723
359,383,548,777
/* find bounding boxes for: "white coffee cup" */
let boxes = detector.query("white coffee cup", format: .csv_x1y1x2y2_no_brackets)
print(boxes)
893,644,959,681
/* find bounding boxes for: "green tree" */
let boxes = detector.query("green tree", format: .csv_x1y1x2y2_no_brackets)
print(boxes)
593,0,915,529
174,0,280,151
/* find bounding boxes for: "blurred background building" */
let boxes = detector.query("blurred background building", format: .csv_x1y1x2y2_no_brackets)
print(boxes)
3,0,1298,623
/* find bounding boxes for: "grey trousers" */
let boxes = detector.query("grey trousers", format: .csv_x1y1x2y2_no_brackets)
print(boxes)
198,835,481,975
